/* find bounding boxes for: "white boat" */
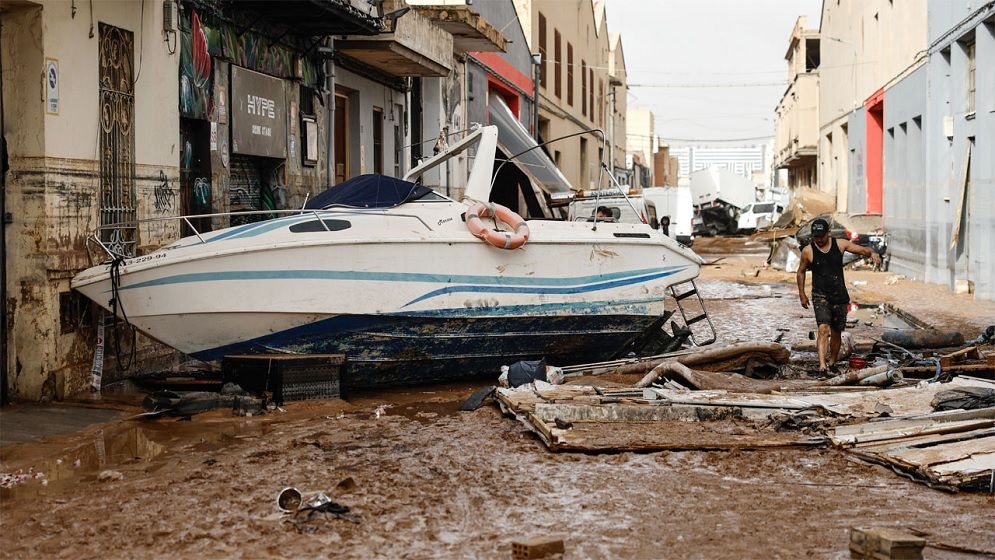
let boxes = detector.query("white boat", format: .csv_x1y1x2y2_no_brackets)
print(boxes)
72,126,705,388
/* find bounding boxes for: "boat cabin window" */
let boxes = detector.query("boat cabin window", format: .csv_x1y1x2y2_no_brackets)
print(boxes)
289,219,352,233
417,191,450,202
753,203,775,213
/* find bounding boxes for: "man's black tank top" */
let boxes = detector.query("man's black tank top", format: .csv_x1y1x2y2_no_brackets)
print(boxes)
810,238,850,304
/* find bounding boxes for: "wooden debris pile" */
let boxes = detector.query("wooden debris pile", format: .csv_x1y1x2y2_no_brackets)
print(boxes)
496,346,995,491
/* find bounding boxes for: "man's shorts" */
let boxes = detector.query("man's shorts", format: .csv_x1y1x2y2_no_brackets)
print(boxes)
812,293,847,331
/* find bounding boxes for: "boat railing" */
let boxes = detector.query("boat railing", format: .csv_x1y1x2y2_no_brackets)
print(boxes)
85,207,435,262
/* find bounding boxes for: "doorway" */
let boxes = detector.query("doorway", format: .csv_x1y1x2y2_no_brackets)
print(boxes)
865,90,884,214
179,118,212,236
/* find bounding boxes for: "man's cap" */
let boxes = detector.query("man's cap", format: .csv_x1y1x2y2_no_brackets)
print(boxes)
811,218,830,236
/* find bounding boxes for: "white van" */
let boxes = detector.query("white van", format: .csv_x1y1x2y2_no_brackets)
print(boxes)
736,201,783,233
643,186,694,246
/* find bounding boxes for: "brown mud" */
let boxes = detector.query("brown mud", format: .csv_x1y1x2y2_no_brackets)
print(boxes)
2,237,993,558
3,390,994,559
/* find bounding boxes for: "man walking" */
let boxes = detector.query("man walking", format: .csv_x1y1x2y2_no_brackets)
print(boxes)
797,218,881,372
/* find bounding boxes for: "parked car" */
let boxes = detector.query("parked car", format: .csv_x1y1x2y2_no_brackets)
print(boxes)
795,213,889,268
736,201,783,233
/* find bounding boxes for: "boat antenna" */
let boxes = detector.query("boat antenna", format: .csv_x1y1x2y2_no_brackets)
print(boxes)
301,192,310,213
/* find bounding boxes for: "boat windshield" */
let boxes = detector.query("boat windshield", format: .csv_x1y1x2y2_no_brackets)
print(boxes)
304,174,436,209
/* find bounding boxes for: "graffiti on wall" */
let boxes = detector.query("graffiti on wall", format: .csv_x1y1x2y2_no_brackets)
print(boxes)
180,10,214,120
150,170,177,214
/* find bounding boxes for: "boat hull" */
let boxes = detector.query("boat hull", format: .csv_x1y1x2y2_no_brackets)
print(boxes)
186,312,658,388
73,210,702,388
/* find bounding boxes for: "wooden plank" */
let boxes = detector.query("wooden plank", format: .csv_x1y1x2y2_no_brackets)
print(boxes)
941,346,980,360
926,450,995,477
949,142,971,251
833,419,995,446
889,435,995,467
856,427,995,453
833,408,995,438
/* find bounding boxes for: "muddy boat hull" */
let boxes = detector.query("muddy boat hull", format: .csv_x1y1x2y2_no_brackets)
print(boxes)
190,312,658,388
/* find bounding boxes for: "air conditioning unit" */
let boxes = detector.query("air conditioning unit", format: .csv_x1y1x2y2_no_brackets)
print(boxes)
163,0,178,33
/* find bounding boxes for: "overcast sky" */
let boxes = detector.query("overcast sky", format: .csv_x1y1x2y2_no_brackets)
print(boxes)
605,0,822,146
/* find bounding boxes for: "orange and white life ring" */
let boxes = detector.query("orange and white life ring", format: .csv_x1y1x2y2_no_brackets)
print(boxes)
465,202,530,250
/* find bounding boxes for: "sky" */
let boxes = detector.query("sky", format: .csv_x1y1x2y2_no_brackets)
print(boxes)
604,0,823,146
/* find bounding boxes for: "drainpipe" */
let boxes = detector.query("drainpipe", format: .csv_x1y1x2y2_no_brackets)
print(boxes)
322,38,336,186
531,53,541,142
1,36,7,406
608,87,615,178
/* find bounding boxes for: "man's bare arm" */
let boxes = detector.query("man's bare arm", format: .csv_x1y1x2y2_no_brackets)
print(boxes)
839,239,882,266
797,246,811,308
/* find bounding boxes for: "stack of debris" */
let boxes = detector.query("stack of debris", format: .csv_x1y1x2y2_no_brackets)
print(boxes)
493,341,995,492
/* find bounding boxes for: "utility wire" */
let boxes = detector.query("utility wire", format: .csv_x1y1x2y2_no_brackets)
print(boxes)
629,81,787,89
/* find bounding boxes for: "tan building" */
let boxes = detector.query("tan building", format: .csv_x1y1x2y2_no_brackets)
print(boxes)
653,144,679,187
819,0,927,212
516,0,626,190
626,107,654,185
773,17,820,191
0,0,454,401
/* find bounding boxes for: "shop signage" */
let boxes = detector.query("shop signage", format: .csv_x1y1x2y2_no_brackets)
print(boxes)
231,66,287,158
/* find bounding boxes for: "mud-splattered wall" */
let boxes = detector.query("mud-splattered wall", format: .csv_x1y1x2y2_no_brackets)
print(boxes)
2,1,181,401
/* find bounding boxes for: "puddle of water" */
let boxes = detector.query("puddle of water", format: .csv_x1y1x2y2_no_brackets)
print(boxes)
847,303,926,331
0,414,272,502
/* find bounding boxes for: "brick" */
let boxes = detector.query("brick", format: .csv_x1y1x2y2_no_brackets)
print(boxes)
849,527,924,560
511,536,565,559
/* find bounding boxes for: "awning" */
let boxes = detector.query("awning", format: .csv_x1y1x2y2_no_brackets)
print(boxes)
336,6,453,77
412,5,507,52
242,0,383,36
487,94,574,198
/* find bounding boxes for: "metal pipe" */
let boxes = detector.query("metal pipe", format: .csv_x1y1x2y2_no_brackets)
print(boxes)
532,54,541,142
325,37,336,186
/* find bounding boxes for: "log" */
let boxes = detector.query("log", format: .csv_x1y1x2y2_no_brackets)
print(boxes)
822,365,891,386
613,342,790,376
881,329,965,350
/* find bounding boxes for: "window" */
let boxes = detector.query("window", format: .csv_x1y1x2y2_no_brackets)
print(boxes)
538,13,547,89
554,30,562,98
566,43,574,106
598,79,604,127
289,219,352,233
589,68,594,121
966,39,976,114
581,60,587,116
300,86,318,167
580,137,589,187
372,107,384,174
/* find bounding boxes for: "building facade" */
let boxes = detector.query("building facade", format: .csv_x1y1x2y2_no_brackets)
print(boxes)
773,16,820,191
672,145,768,186
818,0,928,213
625,107,655,187
518,0,626,191
881,2,994,299
653,144,679,187
1,0,501,401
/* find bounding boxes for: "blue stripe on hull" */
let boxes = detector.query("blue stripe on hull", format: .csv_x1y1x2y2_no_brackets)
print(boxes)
192,313,658,388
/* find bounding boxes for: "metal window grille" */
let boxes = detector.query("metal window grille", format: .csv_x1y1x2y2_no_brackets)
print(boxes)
98,23,138,256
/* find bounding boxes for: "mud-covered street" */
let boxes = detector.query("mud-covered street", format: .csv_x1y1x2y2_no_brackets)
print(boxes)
3,243,994,559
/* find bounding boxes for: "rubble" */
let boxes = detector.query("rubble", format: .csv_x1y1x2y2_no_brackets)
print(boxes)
496,361,995,491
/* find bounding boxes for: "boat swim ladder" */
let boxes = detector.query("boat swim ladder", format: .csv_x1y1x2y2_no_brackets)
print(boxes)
669,280,717,346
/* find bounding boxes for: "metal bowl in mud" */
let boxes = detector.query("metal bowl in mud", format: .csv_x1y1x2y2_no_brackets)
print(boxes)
277,487,303,512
